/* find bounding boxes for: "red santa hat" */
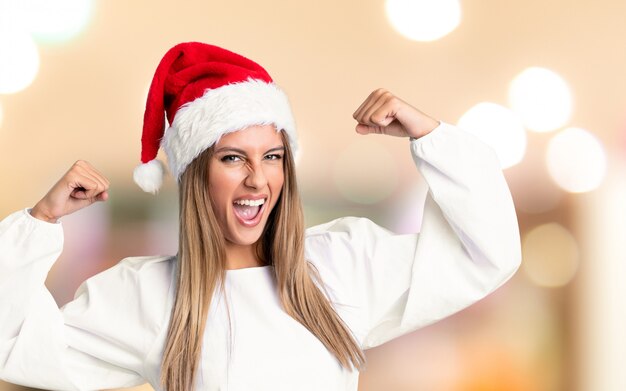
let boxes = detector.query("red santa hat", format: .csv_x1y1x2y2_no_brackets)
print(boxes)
133,41,298,194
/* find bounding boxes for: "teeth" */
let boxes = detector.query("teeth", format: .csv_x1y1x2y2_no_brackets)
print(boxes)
233,198,265,206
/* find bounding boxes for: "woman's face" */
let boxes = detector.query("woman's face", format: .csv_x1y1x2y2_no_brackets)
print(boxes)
208,124,285,246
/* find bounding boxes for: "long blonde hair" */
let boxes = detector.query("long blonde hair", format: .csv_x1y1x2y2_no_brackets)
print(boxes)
159,129,367,391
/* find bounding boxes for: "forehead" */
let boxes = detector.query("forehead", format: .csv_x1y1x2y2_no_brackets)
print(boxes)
215,124,284,151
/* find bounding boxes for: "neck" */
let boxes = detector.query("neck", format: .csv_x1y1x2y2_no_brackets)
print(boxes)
224,240,265,270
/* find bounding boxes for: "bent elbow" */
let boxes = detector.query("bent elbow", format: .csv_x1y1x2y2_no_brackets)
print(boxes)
505,228,523,278
491,246,522,291
491,216,523,287
505,251,522,281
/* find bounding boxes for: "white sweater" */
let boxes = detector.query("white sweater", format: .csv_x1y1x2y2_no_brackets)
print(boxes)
0,122,522,391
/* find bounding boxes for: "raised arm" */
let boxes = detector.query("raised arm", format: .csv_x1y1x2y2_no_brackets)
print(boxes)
304,89,522,350
0,162,171,390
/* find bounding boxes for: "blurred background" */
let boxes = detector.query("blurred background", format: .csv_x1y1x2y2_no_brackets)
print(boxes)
1,0,625,390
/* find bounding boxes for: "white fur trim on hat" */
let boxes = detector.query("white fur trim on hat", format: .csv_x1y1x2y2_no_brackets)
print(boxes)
161,77,298,182
133,159,166,194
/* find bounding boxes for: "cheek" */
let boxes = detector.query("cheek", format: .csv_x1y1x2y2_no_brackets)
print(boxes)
270,176,284,212
206,186,225,221
268,168,284,193
208,170,240,215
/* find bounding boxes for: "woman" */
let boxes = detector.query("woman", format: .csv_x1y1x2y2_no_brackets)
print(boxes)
0,42,521,391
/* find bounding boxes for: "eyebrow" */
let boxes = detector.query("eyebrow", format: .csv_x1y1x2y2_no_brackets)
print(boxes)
215,146,285,154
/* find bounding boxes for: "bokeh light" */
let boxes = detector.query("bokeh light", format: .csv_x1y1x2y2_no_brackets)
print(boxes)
22,0,94,43
546,127,607,193
332,138,399,204
457,102,527,169
508,67,573,132
0,27,40,94
385,0,461,42
522,223,579,287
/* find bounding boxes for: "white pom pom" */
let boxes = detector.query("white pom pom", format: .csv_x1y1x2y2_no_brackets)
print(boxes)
133,159,166,194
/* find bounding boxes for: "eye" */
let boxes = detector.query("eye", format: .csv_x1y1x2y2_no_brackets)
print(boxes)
221,155,242,163
265,154,283,161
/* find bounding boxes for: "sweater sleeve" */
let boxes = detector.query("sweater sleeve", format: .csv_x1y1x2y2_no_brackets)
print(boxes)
304,121,522,350
0,208,172,391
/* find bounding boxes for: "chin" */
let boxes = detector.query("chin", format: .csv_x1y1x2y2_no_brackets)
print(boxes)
226,224,266,246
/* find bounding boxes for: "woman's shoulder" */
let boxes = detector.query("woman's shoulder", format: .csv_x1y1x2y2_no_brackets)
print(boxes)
92,254,176,284
70,254,177,315
303,215,388,282
102,254,177,298
117,254,176,275
59,254,178,371
303,215,409,290
66,254,177,332
305,216,394,253
305,216,383,238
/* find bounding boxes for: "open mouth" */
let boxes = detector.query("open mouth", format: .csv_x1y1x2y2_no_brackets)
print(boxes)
232,198,267,227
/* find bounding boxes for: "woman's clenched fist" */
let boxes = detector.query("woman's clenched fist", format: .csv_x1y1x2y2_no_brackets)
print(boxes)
30,160,110,223
352,88,440,139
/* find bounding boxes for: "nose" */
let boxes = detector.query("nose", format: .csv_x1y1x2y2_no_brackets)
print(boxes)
243,161,268,189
